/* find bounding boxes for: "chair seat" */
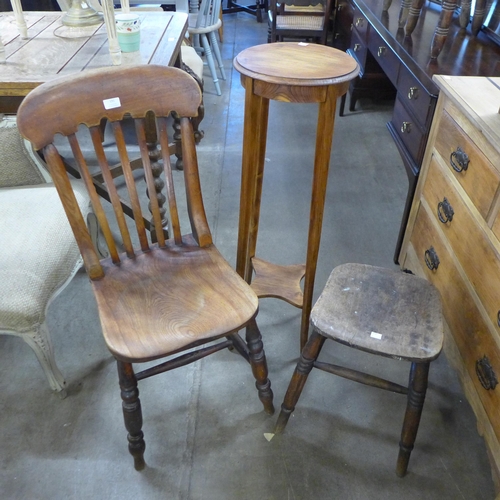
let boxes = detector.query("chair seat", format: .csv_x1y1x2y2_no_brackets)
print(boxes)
310,263,443,362
188,15,222,34
93,237,259,362
0,181,90,333
276,15,324,29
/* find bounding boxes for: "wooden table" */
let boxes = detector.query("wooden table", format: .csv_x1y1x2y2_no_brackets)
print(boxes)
0,10,188,237
0,10,188,113
233,43,359,350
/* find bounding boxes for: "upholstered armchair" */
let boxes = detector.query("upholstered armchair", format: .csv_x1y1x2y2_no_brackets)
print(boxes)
0,116,92,397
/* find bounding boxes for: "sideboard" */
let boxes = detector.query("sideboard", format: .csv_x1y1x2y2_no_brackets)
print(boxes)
333,0,500,263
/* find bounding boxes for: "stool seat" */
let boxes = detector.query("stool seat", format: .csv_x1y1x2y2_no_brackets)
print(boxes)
311,263,443,362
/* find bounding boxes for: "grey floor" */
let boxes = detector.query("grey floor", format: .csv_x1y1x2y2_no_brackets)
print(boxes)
1,12,498,500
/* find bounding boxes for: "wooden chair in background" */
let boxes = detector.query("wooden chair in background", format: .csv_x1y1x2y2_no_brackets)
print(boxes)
268,0,333,44
275,263,443,477
16,65,274,470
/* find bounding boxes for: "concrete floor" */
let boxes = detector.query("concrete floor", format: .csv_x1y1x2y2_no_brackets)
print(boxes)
1,12,497,500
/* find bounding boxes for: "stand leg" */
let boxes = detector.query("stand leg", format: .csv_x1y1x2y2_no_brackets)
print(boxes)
236,76,270,283
300,85,341,350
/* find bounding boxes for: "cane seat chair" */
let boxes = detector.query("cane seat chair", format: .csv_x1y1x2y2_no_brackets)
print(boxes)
16,65,274,470
275,263,443,476
268,0,333,44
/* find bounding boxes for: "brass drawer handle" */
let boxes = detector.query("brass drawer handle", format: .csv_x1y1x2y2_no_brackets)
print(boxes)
476,356,498,390
377,46,387,57
437,197,454,224
401,121,412,133
408,86,419,100
355,17,365,28
424,246,440,271
450,147,470,173
353,43,362,51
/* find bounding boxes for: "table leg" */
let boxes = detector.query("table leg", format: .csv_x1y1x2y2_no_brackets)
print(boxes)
300,85,340,350
236,77,269,283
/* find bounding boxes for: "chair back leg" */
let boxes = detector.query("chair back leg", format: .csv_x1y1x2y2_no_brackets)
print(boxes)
117,361,146,471
245,317,275,415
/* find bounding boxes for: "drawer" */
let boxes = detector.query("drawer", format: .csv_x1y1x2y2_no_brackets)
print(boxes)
422,156,500,338
434,109,500,219
351,4,369,41
397,64,435,129
367,28,399,87
409,201,500,442
348,28,367,69
334,0,354,50
391,96,426,165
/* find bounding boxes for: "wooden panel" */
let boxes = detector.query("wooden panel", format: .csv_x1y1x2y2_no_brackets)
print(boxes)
422,156,500,334
434,109,500,219
408,201,500,444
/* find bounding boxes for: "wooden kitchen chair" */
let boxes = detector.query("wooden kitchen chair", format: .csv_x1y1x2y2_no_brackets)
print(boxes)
275,263,443,476
268,0,333,44
16,65,274,470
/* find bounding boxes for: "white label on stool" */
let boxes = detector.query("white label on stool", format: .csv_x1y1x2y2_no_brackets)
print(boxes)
298,42,309,46
370,332,382,339
103,97,121,110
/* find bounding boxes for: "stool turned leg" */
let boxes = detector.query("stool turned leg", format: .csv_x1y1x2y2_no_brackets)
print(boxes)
275,331,326,433
117,361,146,471
396,361,430,477
246,318,275,415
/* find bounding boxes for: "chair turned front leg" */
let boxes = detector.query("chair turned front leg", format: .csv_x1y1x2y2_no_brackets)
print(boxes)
246,318,275,415
117,361,146,471
275,331,326,433
396,361,430,477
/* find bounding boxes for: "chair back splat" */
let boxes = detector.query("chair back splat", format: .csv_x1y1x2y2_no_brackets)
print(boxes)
17,65,274,471
18,65,206,279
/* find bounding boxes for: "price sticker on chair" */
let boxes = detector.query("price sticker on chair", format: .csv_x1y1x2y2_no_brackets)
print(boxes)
103,97,121,110
370,331,382,340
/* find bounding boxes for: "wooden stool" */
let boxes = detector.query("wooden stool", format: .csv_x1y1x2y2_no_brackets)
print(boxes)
233,43,359,350
275,263,444,476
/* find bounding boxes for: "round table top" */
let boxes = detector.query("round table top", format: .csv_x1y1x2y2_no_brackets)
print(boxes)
233,42,359,87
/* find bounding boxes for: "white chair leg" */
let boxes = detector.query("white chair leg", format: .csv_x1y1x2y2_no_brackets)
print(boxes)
208,31,226,81
200,33,221,96
22,321,67,397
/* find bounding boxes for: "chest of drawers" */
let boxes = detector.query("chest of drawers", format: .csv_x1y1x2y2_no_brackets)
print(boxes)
399,76,500,486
